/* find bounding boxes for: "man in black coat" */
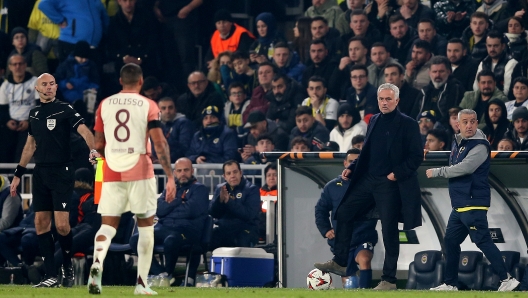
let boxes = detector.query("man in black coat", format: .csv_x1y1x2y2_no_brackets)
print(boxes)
301,40,339,94
266,74,305,133
315,83,423,290
447,38,480,92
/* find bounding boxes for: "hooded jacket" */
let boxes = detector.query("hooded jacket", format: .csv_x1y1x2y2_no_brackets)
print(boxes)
459,87,508,127
55,54,100,104
504,120,528,150
266,79,305,133
482,99,510,150
330,120,367,151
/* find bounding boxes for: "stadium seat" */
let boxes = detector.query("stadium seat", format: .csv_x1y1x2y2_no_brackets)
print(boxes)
482,250,525,290
154,215,214,287
457,251,486,290
406,250,444,289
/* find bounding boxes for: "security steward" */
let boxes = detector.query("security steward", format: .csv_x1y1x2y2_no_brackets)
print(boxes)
10,73,99,288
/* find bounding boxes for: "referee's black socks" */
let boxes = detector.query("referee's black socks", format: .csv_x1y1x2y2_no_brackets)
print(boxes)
37,231,57,278
57,231,73,267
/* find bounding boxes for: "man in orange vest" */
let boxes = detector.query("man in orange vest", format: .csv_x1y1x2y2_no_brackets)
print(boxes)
206,9,255,68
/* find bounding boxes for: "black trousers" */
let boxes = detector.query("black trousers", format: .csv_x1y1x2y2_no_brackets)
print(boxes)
334,173,401,283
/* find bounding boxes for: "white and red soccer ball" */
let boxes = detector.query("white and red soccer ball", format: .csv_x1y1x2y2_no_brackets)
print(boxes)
306,268,332,290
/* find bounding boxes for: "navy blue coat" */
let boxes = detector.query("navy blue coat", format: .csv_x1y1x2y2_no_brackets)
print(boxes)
157,178,209,236
209,178,261,231
153,115,193,163
187,125,239,164
344,110,423,230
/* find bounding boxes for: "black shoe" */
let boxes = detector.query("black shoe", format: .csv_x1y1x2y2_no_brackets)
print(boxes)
33,277,60,288
61,264,75,287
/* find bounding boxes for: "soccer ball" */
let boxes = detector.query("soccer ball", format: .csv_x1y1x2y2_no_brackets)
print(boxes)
306,268,332,290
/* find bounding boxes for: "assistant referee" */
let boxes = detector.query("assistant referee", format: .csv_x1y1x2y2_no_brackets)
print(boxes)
10,73,100,288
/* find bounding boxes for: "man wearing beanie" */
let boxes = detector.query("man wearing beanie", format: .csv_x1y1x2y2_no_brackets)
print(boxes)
8,27,48,77
206,9,255,66
330,104,367,151
504,106,528,150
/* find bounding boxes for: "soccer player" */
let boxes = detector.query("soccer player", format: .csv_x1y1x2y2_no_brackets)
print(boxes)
88,64,176,295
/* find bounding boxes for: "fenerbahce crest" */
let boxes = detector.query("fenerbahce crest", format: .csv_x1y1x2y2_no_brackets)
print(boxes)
47,119,56,130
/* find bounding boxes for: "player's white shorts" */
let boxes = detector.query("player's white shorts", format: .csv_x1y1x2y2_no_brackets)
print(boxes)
98,177,157,216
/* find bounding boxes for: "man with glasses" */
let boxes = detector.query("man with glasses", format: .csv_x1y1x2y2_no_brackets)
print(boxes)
176,71,224,130
343,64,378,122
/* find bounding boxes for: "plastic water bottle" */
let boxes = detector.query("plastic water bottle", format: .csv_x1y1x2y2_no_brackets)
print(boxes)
344,276,359,289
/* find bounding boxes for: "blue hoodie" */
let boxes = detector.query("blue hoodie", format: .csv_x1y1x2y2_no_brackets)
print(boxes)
55,55,99,103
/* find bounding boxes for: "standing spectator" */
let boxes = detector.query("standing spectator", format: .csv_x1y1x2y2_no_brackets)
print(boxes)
368,43,399,88
245,110,290,151
249,12,285,63
339,10,383,50
476,0,512,32
38,0,109,61
418,110,438,148
242,62,277,123
271,42,305,83
330,37,370,97
404,40,432,90
411,56,465,127
504,106,528,150
290,136,312,152
425,128,448,151
27,0,60,72
461,12,490,62
434,0,474,39
310,17,342,60
446,38,480,91
414,19,448,57
459,70,508,126
343,64,379,121
305,0,343,28
482,99,510,150
8,27,48,77
267,74,305,133
0,55,39,163
330,104,367,151
384,62,420,116
156,97,193,163
472,31,519,97
289,106,330,151
293,17,313,65
177,71,225,130
301,40,339,91
303,76,340,131
209,160,261,249
224,82,250,147
384,15,417,64
397,0,435,30
505,17,528,62
221,51,257,96
506,78,528,120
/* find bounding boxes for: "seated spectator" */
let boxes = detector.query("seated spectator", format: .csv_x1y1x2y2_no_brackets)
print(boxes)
447,38,480,92
383,14,417,64
207,51,233,88
320,141,340,152
476,0,512,32
0,54,39,163
310,16,342,60
504,106,528,150
368,43,400,88
206,9,255,64
289,106,330,151
293,17,313,65
343,64,378,121
461,12,490,62
497,138,516,151
304,0,343,28
221,51,257,97
339,10,383,50
433,0,474,39
472,31,519,97
177,71,225,130
302,76,339,131
446,107,461,147
244,110,289,151
243,134,278,177
0,202,35,267
364,0,399,35
142,76,176,103
330,103,367,151
187,106,238,164
351,134,365,149
55,40,99,123
459,70,508,126
301,40,339,93
425,128,448,151
209,160,261,249
336,0,367,35
8,27,48,77
290,136,312,152
397,0,435,30
505,16,528,62
411,56,465,127
224,82,250,147
404,40,432,90
505,77,528,120
249,12,285,63
130,158,209,287
242,62,277,123
266,74,305,133
330,37,370,97
414,19,447,57
418,110,438,148
482,99,510,150
260,162,278,196
384,62,420,116
155,97,193,163
0,175,23,233
271,42,305,83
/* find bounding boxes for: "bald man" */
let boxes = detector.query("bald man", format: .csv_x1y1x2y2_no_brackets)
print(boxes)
10,73,99,288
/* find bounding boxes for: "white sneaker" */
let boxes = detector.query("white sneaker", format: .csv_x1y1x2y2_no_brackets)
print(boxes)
134,284,158,295
498,276,520,292
87,262,102,294
430,283,458,291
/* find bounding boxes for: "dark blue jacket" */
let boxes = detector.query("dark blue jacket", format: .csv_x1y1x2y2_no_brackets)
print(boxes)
157,177,209,236
449,137,491,208
153,114,193,163
209,178,261,231
289,121,330,151
187,124,239,164
275,51,305,83
315,176,378,249
55,55,99,104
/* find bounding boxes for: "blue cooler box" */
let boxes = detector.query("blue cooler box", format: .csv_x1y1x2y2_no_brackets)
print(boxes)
211,247,274,287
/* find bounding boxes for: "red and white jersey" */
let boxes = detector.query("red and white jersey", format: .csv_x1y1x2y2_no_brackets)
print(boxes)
94,91,160,182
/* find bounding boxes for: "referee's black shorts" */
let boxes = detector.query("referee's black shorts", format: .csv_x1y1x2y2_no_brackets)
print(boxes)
32,164,74,212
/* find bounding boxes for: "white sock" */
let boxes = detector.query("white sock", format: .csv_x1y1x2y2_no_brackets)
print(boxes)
137,226,154,287
93,224,117,267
